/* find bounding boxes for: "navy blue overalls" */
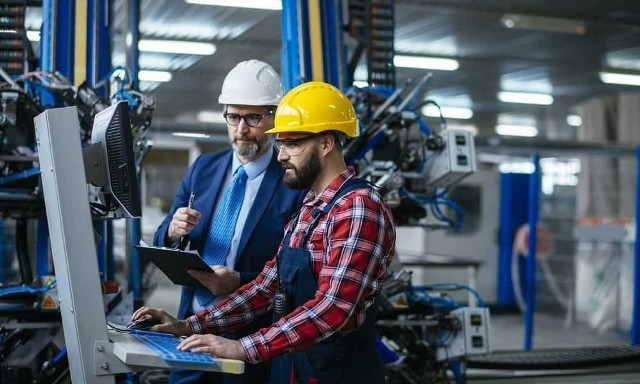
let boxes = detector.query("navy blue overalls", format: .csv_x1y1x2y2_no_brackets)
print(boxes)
270,178,386,384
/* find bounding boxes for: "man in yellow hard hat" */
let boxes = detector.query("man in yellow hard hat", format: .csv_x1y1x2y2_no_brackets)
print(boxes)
134,81,396,384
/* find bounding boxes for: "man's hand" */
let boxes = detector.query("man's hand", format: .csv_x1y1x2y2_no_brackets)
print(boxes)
167,207,201,242
188,266,241,295
177,334,246,361
130,306,191,336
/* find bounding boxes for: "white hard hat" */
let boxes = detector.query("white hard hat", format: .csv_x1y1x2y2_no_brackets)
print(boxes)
218,59,284,106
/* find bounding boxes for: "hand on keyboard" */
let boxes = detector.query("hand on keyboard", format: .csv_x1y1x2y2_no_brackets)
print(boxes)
130,306,190,336
130,330,216,366
177,334,246,361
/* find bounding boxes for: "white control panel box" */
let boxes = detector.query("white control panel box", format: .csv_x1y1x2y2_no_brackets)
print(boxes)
425,129,476,188
437,307,491,361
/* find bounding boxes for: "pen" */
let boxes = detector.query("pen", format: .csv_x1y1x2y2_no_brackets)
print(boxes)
187,191,195,209
178,192,195,250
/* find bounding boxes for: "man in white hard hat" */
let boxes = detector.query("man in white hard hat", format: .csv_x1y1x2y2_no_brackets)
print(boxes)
153,60,305,384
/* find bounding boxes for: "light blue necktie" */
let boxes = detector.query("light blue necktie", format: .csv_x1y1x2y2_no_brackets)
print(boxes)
195,166,248,306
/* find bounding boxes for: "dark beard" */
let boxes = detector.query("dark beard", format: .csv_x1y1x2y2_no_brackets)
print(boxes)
284,148,321,190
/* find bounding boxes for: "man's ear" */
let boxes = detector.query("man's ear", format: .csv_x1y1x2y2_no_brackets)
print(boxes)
320,133,337,156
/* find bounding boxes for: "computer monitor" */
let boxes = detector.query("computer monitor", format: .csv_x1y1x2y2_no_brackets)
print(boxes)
83,100,142,218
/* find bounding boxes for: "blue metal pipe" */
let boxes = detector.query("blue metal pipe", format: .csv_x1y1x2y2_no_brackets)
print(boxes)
37,219,49,276
320,0,340,87
631,146,640,345
524,154,540,350
106,220,115,281
127,0,141,90
130,218,142,298
281,0,304,90
87,0,111,89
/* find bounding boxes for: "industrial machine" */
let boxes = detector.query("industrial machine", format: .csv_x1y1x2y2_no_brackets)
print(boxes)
0,1,487,383
0,66,155,383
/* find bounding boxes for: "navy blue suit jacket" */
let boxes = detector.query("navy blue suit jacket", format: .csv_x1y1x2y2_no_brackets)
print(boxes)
153,148,304,384
154,148,304,318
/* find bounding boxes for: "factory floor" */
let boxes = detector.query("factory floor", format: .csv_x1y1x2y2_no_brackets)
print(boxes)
142,266,638,383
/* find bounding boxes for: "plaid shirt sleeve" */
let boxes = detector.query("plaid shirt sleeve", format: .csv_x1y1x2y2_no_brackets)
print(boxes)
239,188,396,364
186,257,279,335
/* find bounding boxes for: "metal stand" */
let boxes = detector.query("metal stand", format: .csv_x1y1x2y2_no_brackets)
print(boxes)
34,106,245,382
35,106,125,383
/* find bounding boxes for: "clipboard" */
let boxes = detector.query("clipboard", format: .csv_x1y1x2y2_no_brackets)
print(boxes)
134,245,212,287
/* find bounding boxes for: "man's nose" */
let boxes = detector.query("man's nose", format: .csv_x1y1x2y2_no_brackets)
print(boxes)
276,147,288,162
237,120,250,134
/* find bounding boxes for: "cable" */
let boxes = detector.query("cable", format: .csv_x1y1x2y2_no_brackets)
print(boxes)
0,279,56,297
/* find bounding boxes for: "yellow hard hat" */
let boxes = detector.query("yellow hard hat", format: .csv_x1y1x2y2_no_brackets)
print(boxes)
266,81,359,137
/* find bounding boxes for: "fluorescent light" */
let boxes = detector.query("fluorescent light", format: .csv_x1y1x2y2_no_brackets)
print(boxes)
422,105,473,120
599,71,640,86
27,30,40,41
499,162,535,174
498,91,553,105
185,0,282,10
566,115,582,127
138,70,172,82
197,110,227,124
353,80,368,88
394,55,459,71
172,132,211,139
139,39,216,55
495,124,538,137
501,14,586,35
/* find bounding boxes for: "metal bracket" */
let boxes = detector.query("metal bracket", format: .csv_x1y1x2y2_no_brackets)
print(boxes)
94,340,131,376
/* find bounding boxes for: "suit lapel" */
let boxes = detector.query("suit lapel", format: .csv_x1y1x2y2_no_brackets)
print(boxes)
236,150,281,258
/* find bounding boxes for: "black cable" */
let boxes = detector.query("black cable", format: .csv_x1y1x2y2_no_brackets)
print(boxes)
415,99,446,134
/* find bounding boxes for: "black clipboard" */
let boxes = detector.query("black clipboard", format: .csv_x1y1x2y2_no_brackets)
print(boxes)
134,245,212,287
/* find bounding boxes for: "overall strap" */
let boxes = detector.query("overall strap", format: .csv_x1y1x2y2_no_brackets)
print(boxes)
299,177,373,246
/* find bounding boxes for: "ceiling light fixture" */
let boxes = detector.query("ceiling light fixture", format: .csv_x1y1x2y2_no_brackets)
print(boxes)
27,30,40,41
139,39,216,55
185,0,282,10
353,80,368,88
599,71,640,86
394,55,459,71
495,124,538,137
197,110,227,124
422,105,473,120
566,115,582,127
172,132,211,139
501,13,586,35
498,91,554,105
138,70,173,82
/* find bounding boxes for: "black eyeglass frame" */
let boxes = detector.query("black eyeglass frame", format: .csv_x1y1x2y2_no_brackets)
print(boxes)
223,110,274,127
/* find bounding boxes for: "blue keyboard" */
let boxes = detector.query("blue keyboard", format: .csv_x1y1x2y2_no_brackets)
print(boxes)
130,330,216,366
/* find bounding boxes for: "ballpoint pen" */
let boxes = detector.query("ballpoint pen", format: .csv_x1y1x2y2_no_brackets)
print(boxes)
178,192,195,250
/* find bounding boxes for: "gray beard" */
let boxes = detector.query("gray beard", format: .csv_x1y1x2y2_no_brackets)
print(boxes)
236,142,259,158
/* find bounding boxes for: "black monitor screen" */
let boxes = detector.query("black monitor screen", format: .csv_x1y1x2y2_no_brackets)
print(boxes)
86,100,142,218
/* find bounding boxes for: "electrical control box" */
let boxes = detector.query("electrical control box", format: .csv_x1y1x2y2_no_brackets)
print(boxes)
437,307,491,361
425,129,476,188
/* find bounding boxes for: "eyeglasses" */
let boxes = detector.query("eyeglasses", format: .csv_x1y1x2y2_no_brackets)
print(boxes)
223,110,273,127
274,135,318,156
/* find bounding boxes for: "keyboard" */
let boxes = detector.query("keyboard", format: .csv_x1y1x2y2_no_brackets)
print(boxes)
129,329,216,366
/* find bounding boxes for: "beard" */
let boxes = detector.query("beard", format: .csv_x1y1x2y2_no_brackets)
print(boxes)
283,147,321,190
232,135,263,160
